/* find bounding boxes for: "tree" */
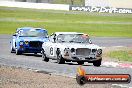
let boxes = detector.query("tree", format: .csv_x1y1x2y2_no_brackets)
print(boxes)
71,0,74,5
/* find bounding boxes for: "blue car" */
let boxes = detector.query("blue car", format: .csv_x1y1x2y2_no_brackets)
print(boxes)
10,27,49,55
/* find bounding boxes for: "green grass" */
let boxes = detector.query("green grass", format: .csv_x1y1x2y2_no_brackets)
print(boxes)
108,50,132,62
0,6,132,37
52,0,84,5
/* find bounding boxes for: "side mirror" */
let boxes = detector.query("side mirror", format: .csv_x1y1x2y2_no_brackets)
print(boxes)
13,34,16,36
13,32,18,36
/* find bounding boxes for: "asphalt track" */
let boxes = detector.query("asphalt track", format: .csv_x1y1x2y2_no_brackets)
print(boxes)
0,35,132,87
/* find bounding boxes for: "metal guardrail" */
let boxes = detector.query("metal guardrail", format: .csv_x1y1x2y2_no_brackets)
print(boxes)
0,1,69,11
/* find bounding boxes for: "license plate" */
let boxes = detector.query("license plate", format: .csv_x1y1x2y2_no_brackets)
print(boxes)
90,55,95,58
79,57,85,60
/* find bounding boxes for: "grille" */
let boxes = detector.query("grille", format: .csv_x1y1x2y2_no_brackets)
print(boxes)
29,41,43,48
76,48,91,56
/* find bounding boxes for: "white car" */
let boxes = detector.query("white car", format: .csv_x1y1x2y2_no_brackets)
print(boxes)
42,32,102,66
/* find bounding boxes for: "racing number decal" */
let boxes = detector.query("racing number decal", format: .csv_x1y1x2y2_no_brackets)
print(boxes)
50,47,53,55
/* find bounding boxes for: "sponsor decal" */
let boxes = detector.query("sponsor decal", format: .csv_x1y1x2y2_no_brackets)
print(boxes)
70,6,132,14
76,66,131,85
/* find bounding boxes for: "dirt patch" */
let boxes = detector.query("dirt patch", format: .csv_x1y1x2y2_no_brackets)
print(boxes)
0,65,112,88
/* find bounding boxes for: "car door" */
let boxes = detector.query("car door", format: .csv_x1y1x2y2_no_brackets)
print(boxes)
44,33,57,59
48,43,57,59
49,34,58,59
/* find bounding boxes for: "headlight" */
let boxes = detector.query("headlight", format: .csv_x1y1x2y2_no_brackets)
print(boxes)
71,48,75,53
64,48,70,56
64,48,70,52
97,49,102,55
92,49,97,53
25,41,29,45
19,41,24,45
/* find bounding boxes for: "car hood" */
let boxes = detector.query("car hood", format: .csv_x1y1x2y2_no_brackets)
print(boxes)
18,37,49,42
58,43,101,49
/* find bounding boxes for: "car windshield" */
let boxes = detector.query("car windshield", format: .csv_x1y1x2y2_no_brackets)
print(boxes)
57,34,92,44
19,29,48,37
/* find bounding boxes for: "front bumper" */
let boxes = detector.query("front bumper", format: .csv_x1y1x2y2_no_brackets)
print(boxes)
63,55,102,62
18,47,42,53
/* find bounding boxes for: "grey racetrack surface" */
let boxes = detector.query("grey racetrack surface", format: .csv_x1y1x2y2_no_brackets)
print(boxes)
91,37,132,47
0,34,132,87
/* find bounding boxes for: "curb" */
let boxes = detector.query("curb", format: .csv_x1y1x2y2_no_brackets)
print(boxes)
102,61,132,69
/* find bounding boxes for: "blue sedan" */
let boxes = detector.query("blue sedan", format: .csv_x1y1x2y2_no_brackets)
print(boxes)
10,27,49,55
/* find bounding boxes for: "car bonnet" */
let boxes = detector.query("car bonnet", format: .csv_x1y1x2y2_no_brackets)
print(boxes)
18,37,48,42
58,43,100,49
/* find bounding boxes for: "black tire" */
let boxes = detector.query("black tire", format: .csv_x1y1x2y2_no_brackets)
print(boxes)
10,44,15,53
42,49,49,62
11,49,15,53
77,61,84,65
15,48,22,55
93,59,102,67
11,47,15,53
57,51,65,64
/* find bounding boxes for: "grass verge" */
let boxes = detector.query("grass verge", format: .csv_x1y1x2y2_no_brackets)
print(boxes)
0,6,132,37
108,50,132,62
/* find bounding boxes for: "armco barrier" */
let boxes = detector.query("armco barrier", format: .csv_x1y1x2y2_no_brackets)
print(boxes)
69,6,132,14
0,1,69,11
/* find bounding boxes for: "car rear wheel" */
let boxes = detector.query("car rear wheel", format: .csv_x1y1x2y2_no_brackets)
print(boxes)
77,61,84,65
42,49,49,62
93,59,102,67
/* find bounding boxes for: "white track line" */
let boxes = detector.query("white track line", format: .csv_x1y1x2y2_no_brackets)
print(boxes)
112,84,131,88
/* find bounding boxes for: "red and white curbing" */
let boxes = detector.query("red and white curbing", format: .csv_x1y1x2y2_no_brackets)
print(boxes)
118,63,132,68
102,61,132,69
102,61,119,67
101,45,132,68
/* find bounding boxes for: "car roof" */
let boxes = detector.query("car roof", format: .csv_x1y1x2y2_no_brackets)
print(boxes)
54,32,84,35
16,27,47,32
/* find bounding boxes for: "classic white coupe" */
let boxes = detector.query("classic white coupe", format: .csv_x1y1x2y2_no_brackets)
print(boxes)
42,32,102,66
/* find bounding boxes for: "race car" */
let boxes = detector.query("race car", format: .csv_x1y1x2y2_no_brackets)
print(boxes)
42,32,102,66
10,27,49,55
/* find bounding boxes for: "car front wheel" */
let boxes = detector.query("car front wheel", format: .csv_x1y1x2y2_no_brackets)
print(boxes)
42,49,49,62
57,51,65,64
11,45,15,53
15,48,22,55
93,59,102,67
